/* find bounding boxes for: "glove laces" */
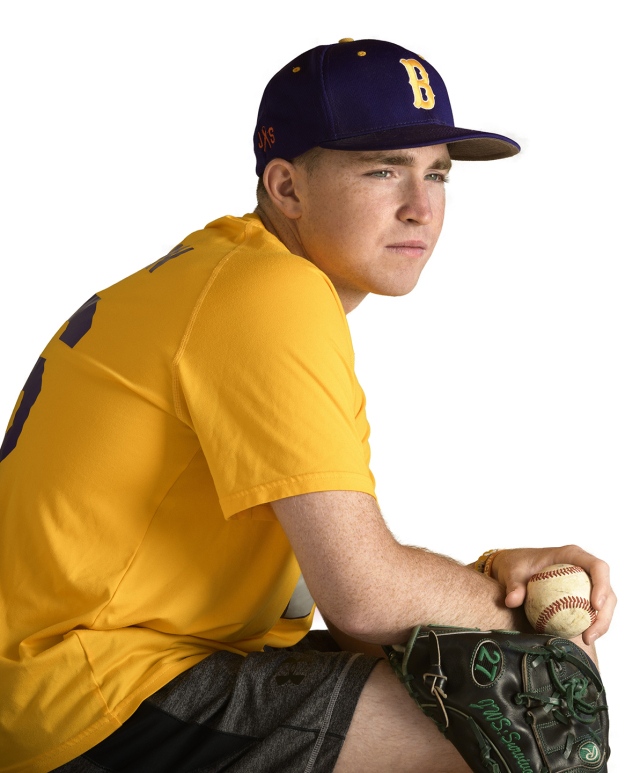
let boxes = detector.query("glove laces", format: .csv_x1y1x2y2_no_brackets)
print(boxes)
511,640,608,758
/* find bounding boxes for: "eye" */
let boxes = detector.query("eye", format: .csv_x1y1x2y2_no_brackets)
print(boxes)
366,169,393,179
426,172,449,183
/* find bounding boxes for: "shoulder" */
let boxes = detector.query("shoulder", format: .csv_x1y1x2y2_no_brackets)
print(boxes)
179,215,356,375
201,214,348,334
223,214,339,297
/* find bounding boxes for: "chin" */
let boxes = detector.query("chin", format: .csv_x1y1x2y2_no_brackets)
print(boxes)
373,277,422,297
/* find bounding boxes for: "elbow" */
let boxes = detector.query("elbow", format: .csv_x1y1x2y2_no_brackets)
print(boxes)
319,593,391,642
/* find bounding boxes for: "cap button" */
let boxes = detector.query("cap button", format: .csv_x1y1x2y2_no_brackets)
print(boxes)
338,38,354,43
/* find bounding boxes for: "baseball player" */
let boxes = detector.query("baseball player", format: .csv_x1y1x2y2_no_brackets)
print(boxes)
0,38,615,773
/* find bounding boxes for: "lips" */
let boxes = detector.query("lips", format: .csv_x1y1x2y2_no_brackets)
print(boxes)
386,241,428,257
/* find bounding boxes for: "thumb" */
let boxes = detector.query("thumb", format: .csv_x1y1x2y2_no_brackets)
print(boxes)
504,584,527,608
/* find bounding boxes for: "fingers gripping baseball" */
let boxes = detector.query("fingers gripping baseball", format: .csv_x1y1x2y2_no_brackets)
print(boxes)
524,564,595,638
488,546,615,644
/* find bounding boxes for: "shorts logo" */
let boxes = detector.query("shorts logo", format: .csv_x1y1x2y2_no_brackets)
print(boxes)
275,657,306,685
399,58,435,110
257,125,275,151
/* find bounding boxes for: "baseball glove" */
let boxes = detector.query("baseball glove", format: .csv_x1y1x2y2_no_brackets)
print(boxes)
383,625,609,772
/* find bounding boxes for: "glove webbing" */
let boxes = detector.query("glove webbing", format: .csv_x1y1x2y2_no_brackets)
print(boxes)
509,640,608,759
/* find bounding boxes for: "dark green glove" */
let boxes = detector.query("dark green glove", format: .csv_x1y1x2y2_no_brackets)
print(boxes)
383,625,610,772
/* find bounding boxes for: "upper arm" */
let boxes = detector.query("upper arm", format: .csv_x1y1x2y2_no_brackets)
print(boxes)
271,489,401,636
178,248,375,518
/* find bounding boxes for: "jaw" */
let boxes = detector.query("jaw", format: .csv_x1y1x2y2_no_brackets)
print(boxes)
329,260,429,312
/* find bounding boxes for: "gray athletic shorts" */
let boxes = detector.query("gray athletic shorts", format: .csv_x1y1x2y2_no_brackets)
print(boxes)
51,631,380,773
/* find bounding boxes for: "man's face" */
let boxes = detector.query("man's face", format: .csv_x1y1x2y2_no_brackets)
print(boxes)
292,144,450,311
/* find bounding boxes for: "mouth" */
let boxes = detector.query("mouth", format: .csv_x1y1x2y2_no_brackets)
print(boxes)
386,241,428,258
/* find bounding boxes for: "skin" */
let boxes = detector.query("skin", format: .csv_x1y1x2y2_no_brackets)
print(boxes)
256,145,615,770
256,145,450,312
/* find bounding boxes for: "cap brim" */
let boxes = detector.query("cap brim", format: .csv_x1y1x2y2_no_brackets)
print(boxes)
318,123,520,161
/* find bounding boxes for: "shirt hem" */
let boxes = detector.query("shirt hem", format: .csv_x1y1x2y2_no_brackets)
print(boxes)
1,654,210,773
220,471,377,519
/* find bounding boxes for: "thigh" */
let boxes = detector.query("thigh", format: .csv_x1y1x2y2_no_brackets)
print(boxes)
51,632,380,773
335,661,472,773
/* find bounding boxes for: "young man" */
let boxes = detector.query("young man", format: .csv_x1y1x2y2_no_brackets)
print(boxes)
0,38,615,773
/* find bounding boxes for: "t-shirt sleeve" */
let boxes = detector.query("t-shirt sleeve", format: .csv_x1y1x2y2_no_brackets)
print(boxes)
175,242,376,519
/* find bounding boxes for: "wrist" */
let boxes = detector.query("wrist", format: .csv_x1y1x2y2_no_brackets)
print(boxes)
475,549,501,578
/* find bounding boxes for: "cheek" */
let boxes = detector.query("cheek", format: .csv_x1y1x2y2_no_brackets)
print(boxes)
307,198,371,254
436,191,446,226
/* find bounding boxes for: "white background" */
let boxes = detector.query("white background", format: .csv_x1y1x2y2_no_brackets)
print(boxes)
1,2,635,767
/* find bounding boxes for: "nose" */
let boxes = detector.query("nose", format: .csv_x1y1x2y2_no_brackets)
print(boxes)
397,178,434,225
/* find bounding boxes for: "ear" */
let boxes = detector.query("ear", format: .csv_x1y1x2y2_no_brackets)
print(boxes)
262,159,304,219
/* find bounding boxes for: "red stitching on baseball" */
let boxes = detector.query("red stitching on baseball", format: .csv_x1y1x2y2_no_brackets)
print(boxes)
535,596,597,633
529,565,585,583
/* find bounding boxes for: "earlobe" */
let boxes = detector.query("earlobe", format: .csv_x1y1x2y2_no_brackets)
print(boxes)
263,159,303,219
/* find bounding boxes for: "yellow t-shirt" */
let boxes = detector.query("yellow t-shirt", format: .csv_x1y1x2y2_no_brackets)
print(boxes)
0,213,376,772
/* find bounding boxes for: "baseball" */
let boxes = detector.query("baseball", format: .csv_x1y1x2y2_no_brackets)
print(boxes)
524,563,596,638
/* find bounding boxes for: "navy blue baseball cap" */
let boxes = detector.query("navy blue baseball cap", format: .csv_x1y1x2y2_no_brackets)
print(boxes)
254,38,520,175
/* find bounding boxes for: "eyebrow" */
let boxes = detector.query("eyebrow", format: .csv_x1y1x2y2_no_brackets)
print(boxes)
350,151,452,171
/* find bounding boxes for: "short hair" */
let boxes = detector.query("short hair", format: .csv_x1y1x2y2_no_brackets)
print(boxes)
256,146,325,206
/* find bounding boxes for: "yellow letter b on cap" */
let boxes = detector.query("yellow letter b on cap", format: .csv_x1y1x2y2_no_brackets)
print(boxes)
400,58,436,110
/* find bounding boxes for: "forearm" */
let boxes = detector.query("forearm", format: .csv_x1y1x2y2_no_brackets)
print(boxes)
320,554,530,649
332,544,530,644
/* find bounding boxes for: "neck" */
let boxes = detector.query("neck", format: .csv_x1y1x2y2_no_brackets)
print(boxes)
254,204,303,259
253,204,367,314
